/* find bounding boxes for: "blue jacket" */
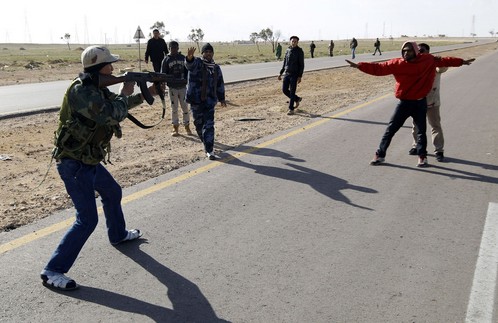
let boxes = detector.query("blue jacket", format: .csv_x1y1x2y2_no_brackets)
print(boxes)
185,57,225,105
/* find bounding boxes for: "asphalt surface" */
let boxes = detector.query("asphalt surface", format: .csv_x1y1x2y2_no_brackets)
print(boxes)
0,44,497,322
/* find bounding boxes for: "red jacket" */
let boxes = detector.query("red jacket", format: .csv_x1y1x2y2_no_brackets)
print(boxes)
358,54,464,100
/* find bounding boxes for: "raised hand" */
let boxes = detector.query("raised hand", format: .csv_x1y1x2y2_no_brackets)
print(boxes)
187,47,196,60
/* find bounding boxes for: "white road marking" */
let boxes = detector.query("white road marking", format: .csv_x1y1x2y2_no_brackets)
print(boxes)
465,202,498,323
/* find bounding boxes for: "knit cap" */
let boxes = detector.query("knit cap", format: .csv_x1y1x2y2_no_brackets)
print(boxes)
201,43,214,53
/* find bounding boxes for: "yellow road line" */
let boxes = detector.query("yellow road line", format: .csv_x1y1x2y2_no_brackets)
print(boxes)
0,94,390,255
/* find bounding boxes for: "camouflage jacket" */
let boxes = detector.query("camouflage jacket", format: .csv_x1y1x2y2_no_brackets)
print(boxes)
53,74,143,165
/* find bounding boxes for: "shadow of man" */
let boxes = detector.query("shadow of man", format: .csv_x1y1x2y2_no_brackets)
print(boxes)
222,149,377,210
56,240,230,323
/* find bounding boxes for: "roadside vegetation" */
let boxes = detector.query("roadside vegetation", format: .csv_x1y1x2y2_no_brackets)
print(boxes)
0,38,474,79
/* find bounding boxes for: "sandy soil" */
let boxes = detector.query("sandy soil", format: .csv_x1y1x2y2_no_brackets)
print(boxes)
0,44,494,232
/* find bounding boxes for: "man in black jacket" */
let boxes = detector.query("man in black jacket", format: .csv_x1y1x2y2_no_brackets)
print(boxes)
145,29,168,72
278,36,305,115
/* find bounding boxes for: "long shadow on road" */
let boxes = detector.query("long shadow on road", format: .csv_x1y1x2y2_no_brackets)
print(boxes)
55,240,230,323
386,156,498,185
221,145,377,211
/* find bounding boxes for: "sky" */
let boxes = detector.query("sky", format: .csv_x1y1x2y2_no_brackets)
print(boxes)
1,0,497,44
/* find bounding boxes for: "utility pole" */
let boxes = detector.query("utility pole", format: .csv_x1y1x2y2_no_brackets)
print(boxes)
471,14,476,37
24,10,31,43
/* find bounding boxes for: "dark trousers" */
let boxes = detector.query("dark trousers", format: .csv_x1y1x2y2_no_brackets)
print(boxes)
282,74,301,111
377,99,427,158
152,60,162,73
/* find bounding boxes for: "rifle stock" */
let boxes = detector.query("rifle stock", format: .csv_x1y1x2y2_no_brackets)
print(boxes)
99,72,173,105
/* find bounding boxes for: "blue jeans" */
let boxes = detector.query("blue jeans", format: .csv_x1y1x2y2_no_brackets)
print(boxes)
44,159,128,274
191,102,216,153
377,99,427,158
282,74,301,111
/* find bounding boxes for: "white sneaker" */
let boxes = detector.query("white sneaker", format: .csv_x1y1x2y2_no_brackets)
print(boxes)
370,152,385,165
206,151,219,160
41,270,79,291
417,157,428,167
111,229,142,245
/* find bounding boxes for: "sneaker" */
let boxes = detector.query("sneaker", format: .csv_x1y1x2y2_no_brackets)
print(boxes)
417,156,428,167
111,229,142,245
41,270,79,291
370,152,385,165
294,97,302,109
435,152,444,162
408,148,417,155
206,151,219,160
287,109,295,115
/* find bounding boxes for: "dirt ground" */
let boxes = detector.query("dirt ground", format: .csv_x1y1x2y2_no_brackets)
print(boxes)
0,44,495,232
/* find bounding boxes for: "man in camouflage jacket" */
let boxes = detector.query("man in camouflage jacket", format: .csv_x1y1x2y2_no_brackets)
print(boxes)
41,46,154,291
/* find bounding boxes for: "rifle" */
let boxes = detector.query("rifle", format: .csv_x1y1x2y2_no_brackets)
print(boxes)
99,72,173,128
99,71,172,105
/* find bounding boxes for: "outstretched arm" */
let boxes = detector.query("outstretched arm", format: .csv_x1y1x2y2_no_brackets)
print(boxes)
462,58,475,65
345,59,358,68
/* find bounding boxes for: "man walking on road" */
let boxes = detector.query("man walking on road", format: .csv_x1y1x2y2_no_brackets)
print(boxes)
185,43,226,160
346,41,474,167
145,29,169,72
161,41,193,137
373,38,382,55
278,36,305,115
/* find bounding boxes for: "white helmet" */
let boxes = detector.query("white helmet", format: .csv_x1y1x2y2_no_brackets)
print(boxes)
81,45,119,69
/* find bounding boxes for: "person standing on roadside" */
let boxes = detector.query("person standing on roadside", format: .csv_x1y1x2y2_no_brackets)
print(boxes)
275,42,282,60
346,41,474,167
185,43,226,160
278,35,305,115
328,40,335,57
310,41,316,58
408,43,447,161
41,45,157,291
161,41,192,137
145,29,169,72
350,37,358,59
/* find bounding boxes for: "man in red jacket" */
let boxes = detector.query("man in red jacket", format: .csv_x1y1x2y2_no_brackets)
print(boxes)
346,41,474,167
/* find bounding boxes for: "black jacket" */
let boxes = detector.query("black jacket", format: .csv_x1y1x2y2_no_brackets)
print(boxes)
145,38,168,63
279,46,305,77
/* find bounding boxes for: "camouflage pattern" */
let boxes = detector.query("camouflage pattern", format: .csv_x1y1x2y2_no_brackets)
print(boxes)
53,76,143,165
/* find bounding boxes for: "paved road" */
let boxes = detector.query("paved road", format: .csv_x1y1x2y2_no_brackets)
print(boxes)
0,40,491,118
0,46,497,322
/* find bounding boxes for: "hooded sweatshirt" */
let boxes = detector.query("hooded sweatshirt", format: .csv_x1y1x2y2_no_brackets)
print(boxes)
357,41,464,100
